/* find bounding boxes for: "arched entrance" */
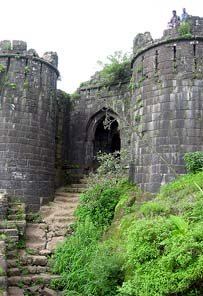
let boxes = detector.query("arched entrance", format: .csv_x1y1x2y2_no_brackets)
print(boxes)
85,108,121,171
94,117,120,156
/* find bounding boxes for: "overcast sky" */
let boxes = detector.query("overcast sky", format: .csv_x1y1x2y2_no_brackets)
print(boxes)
0,0,202,93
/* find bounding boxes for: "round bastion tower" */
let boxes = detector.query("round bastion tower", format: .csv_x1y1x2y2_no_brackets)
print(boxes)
130,16,203,192
0,40,59,211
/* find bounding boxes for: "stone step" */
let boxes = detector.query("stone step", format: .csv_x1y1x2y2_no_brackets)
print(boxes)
25,223,47,251
7,255,48,268
6,250,18,259
43,212,75,221
8,265,48,276
39,249,52,256
8,286,58,296
78,177,88,183
0,275,7,290
54,193,79,199
45,216,74,224
22,255,48,266
7,268,21,276
7,204,25,214
40,201,78,211
55,192,79,197
0,221,26,235
61,187,84,193
7,286,24,296
54,198,79,204
6,235,19,244
8,273,60,286
0,221,15,229
40,205,75,214
70,183,87,188
0,228,18,237
55,190,80,195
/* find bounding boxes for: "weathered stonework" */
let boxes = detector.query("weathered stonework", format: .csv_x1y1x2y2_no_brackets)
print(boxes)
0,40,59,211
67,80,131,176
67,16,203,192
130,16,203,191
0,16,203,211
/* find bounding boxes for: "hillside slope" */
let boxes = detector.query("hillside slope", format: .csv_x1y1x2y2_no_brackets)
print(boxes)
51,171,203,296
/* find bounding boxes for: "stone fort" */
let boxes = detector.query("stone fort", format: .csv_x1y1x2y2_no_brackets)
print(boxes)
0,16,203,212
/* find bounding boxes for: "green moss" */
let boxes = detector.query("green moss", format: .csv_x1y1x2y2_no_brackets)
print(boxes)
0,267,5,276
0,64,6,73
70,92,80,100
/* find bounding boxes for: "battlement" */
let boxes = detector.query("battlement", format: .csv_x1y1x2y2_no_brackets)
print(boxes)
0,40,59,75
133,16,203,60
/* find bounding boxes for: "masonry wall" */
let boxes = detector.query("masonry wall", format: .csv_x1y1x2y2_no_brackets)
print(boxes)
0,40,59,211
67,82,131,176
130,16,203,192
55,90,70,187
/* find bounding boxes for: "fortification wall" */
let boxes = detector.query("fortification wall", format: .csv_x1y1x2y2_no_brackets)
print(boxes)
0,40,59,211
130,16,203,192
67,81,131,176
55,90,70,187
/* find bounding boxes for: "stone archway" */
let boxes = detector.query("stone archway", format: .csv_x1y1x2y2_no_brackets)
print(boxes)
85,108,120,171
93,118,120,156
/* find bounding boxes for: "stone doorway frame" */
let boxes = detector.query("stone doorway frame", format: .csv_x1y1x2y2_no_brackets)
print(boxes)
85,107,120,171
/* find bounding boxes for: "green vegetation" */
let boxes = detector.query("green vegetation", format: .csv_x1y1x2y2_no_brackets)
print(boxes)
178,21,192,38
70,91,80,100
97,51,131,86
24,66,30,74
1,41,11,51
0,267,5,276
26,212,43,223
23,81,29,89
0,64,6,73
184,151,203,174
51,152,203,295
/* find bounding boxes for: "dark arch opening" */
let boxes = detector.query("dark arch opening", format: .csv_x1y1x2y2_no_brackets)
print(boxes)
93,116,121,157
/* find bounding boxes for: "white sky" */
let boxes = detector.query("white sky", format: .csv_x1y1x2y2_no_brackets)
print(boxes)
0,0,202,93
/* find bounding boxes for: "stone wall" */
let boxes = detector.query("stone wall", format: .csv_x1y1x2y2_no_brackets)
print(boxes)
0,40,59,211
130,16,203,192
55,90,70,187
1,15,203,211
67,81,132,176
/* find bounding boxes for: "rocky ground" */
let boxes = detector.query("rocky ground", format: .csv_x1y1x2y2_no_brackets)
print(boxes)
1,178,87,296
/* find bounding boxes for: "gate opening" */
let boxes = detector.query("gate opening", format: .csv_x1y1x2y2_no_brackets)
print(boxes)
93,116,120,157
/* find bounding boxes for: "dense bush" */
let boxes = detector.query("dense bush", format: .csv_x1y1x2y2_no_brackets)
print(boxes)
51,152,203,295
76,180,128,229
97,51,131,86
184,151,203,174
118,172,203,296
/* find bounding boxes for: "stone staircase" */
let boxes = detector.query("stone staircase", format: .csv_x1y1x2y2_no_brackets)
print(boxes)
0,178,87,296
0,194,26,296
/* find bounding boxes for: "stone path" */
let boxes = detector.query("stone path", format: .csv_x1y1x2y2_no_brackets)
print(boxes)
5,178,87,296
26,182,86,253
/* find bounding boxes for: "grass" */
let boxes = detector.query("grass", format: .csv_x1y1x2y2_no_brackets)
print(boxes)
50,170,203,296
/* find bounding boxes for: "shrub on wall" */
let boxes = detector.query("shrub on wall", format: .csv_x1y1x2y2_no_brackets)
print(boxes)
178,21,192,37
97,51,131,86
